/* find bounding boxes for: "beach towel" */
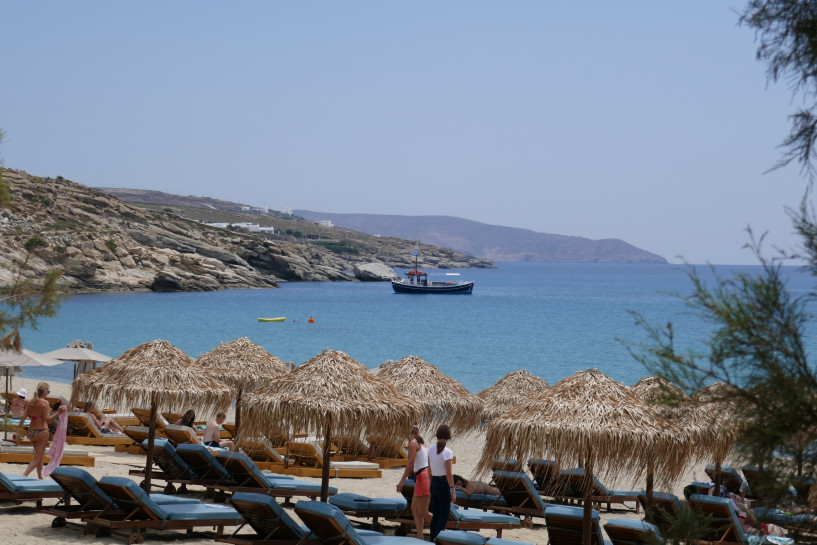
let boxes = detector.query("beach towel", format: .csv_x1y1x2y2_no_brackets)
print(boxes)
43,412,67,477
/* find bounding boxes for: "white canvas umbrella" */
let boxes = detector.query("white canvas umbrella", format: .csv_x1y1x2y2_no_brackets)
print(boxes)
43,340,111,378
0,348,64,440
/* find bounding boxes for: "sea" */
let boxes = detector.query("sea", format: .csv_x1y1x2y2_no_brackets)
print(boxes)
13,262,817,393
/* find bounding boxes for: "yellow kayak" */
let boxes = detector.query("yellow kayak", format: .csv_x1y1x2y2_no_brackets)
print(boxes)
258,317,286,322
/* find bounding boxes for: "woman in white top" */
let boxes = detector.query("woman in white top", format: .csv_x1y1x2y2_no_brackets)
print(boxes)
396,426,431,540
427,424,455,541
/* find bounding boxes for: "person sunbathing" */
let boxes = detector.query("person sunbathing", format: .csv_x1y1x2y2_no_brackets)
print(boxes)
84,402,125,433
202,412,235,451
453,474,500,497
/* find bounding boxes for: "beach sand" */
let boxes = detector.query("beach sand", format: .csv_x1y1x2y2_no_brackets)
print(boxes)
0,377,714,545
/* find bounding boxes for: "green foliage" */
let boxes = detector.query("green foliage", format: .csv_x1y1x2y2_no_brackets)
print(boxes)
105,239,117,254
285,229,293,235
292,230,303,238
163,207,173,213
24,235,47,252
740,1,817,177
51,218,81,230
316,241,360,254
0,173,9,209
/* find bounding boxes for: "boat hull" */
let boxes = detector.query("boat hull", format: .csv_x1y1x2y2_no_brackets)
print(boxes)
391,280,474,294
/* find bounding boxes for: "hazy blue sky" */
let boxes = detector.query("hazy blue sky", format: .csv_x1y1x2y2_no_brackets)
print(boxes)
2,2,809,265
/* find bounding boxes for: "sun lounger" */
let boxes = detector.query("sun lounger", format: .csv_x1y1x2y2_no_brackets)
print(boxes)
0,444,95,467
688,493,770,545
287,440,382,478
637,491,684,534
335,435,371,458
213,451,336,501
528,459,561,497
220,492,383,545
65,412,132,446
90,476,242,543
330,492,407,530
131,408,171,432
705,465,748,495
42,466,199,529
0,471,63,506
175,443,233,484
544,504,611,545
558,468,641,513
491,470,551,527
239,437,294,466
295,499,424,545
163,424,202,446
434,530,535,545
366,435,409,469
492,458,523,472
128,438,198,494
604,518,664,545
397,479,507,521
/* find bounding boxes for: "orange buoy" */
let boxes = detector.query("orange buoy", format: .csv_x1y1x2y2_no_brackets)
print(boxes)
308,317,315,324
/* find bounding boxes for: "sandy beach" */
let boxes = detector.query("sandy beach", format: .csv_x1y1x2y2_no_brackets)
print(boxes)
0,377,715,545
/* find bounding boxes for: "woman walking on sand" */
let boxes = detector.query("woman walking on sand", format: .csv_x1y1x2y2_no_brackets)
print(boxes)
21,382,66,479
428,424,455,542
396,426,431,539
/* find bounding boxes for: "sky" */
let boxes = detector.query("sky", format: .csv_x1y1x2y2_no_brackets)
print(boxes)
1,2,810,265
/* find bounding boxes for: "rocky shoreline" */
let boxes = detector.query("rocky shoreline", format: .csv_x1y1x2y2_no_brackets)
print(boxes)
0,169,491,293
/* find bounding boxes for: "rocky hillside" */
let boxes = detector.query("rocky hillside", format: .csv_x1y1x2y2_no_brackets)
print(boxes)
0,169,491,293
295,211,669,264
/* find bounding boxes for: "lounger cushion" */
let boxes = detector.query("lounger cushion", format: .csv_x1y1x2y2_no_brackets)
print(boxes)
175,443,231,480
296,500,414,545
493,470,547,511
329,492,407,513
329,460,380,470
141,438,196,478
0,472,62,493
449,505,519,525
435,531,488,545
545,504,606,545
604,518,663,545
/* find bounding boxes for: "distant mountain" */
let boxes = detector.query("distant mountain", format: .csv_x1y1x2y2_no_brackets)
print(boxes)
294,211,667,264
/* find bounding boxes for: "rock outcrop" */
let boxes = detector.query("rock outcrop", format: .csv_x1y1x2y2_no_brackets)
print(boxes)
0,169,491,293
354,263,397,281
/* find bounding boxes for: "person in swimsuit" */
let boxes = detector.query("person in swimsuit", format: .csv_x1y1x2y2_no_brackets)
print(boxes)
83,401,125,433
202,412,234,450
9,388,27,418
453,474,501,497
396,426,431,540
21,382,66,479
176,409,196,430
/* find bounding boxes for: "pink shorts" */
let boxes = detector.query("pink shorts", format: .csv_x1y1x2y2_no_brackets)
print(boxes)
413,468,430,496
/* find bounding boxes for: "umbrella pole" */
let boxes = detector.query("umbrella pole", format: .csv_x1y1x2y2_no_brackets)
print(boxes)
234,387,243,439
645,460,654,523
143,401,158,492
3,368,8,441
320,415,332,502
582,451,593,545
714,460,723,494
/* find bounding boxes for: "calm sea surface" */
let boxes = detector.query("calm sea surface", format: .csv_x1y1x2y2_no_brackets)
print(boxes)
15,262,817,392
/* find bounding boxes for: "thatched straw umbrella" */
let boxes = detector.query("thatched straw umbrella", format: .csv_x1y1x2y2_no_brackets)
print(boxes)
196,337,289,438
478,369,712,545
242,349,420,501
477,369,549,422
71,340,234,491
376,355,483,434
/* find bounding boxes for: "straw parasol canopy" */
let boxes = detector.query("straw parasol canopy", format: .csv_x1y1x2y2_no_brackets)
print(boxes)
478,369,713,545
71,340,234,491
243,349,420,501
375,355,483,434
477,369,549,422
196,337,289,437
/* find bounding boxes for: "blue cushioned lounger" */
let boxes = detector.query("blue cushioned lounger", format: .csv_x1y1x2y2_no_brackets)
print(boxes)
176,443,232,483
559,468,642,513
0,471,63,504
636,491,682,534
544,504,610,545
492,470,550,525
213,451,335,499
43,466,199,527
688,494,783,545
330,492,407,529
128,438,199,494
604,518,664,545
752,506,817,532
91,476,242,543
222,492,382,545
435,530,535,545
296,500,423,545
704,465,748,495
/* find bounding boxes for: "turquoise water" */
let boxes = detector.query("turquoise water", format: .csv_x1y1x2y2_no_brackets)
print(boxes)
15,262,817,392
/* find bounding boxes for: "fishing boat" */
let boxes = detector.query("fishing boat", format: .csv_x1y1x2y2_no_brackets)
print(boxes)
391,246,474,294
258,317,286,322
